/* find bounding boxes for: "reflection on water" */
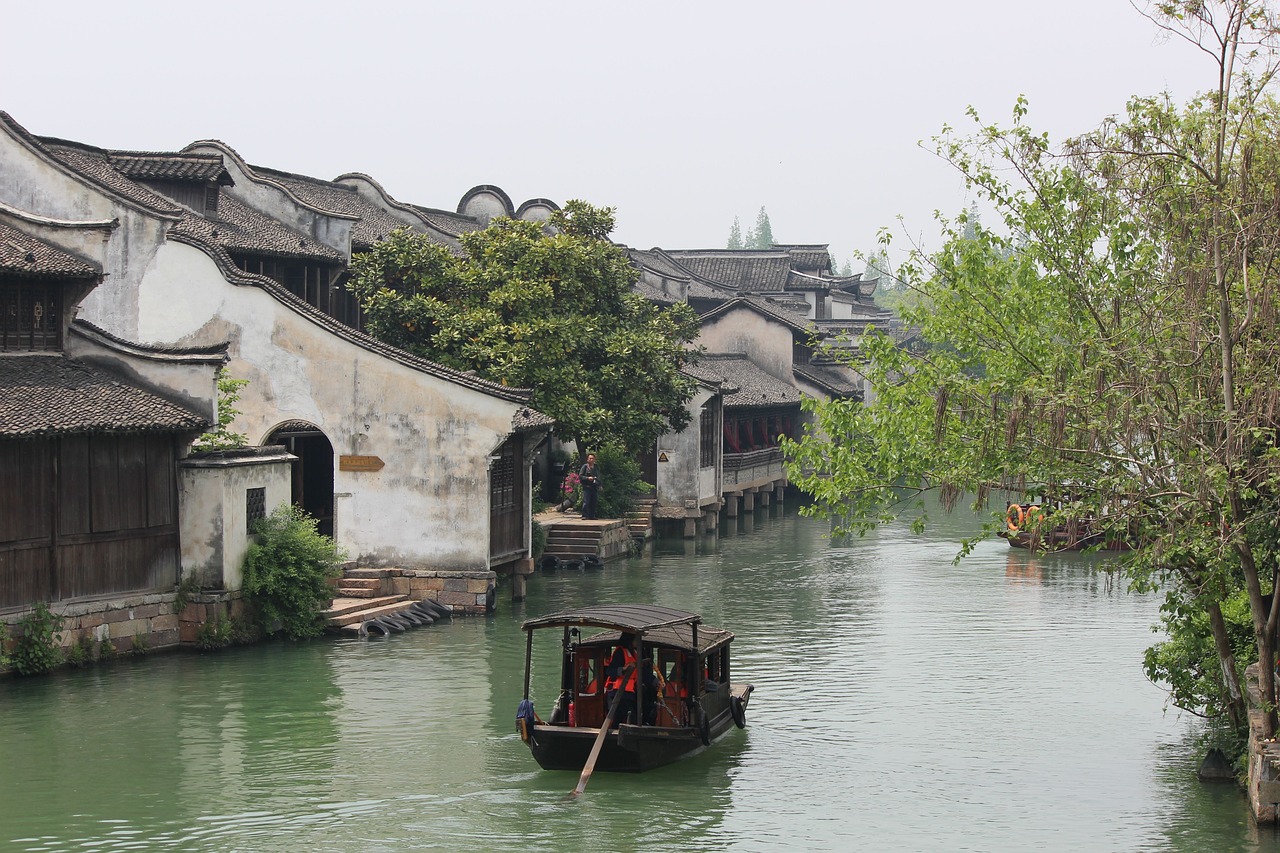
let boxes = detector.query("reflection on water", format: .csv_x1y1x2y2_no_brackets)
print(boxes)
0,501,1275,852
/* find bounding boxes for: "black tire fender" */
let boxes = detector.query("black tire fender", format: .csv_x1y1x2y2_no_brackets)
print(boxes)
694,703,711,746
730,695,747,729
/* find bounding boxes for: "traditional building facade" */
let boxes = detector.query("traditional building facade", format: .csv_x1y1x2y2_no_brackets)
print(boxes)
0,112,553,592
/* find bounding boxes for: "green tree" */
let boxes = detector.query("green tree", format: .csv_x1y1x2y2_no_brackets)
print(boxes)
784,0,1280,737
747,206,774,249
727,216,744,249
348,201,700,455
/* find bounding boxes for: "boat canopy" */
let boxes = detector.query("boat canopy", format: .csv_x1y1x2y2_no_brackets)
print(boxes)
521,604,733,655
522,604,700,634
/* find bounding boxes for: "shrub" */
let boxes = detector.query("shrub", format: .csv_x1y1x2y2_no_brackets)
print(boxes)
66,634,95,668
12,602,62,675
532,519,547,559
242,504,346,639
195,616,235,651
593,444,651,519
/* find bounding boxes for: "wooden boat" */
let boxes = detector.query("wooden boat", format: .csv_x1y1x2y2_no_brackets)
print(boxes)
998,502,1131,552
517,604,753,773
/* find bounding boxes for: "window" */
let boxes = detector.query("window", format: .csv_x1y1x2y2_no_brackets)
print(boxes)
246,487,266,530
1,282,62,351
699,403,716,468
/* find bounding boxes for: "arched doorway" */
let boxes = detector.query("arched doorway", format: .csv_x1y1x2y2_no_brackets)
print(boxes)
265,421,335,537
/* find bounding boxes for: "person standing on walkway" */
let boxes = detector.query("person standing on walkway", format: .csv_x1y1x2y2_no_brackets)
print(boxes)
579,452,601,520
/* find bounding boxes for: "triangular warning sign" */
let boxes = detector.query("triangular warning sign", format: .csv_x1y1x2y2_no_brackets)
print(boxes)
658,451,669,462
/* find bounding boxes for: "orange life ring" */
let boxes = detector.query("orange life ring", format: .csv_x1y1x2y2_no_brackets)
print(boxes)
1025,505,1042,527
1006,504,1025,532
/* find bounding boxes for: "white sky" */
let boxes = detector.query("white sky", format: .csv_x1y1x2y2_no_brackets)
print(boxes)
2,1,1212,267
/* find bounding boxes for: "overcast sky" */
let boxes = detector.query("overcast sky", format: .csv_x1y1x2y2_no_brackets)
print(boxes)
3,1,1212,268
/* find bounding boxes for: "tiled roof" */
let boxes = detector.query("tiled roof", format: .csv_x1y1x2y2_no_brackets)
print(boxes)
681,361,733,392
109,152,231,184
815,309,894,335
628,248,733,303
39,140,184,218
0,223,100,279
173,195,345,264
628,247,693,280
698,353,801,409
774,244,832,273
832,274,879,300
0,355,207,437
412,205,486,237
794,362,862,399
512,406,555,432
663,249,793,293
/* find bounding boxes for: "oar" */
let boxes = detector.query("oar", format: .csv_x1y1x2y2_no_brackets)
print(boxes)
572,663,634,797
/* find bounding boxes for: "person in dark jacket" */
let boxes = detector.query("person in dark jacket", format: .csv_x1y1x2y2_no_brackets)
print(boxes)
579,453,601,520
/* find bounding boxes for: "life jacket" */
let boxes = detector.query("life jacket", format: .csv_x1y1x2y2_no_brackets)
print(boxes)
605,647,637,691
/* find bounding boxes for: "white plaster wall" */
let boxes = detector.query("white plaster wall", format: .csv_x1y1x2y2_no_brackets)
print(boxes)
138,241,520,570
178,456,293,590
0,128,170,341
697,310,795,382
65,329,222,424
655,386,716,509
460,191,510,225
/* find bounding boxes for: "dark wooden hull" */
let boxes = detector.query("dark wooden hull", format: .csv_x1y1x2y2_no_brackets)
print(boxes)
999,529,1131,552
527,688,748,772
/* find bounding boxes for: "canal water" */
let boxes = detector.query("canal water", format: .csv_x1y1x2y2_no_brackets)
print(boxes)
1,502,1276,852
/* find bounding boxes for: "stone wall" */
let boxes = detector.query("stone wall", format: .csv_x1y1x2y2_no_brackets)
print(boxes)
383,568,497,613
1246,662,1280,822
2,592,186,656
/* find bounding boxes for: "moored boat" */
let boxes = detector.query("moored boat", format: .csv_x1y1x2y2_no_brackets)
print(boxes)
517,604,753,773
998,502,1131,551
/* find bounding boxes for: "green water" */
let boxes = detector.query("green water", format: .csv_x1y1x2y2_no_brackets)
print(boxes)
0,504,1275,852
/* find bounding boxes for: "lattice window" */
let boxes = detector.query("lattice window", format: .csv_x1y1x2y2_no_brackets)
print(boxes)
1,283,62,352
699,403,716,468
491,446,516,512
246,487,266,530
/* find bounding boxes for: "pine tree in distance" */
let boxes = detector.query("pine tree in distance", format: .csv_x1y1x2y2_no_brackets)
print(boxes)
727,216,744,249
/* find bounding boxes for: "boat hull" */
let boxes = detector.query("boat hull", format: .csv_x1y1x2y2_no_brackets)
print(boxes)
529,709,735,772
527,686,750,772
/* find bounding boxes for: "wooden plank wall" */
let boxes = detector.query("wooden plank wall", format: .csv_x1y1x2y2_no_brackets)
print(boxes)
0,434,179,610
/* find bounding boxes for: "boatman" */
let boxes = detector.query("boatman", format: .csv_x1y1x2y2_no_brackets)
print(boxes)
604,632,638,725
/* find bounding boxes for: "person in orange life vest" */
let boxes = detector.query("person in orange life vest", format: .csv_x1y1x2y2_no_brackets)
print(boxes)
604,632,638,725
658,657,688,725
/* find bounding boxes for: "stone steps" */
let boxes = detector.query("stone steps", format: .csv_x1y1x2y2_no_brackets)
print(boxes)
322,595,411,624
336,578,382,598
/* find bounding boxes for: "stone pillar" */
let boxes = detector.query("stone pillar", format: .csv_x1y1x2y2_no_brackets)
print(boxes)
512,557,534,602
684,517,698,538
704,509,718,532
726,493,739,517
742,489,755,512
759,489,771,507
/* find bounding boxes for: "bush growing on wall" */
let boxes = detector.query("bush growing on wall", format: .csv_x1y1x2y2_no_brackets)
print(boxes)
11,602,62,676
242,504,345,640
